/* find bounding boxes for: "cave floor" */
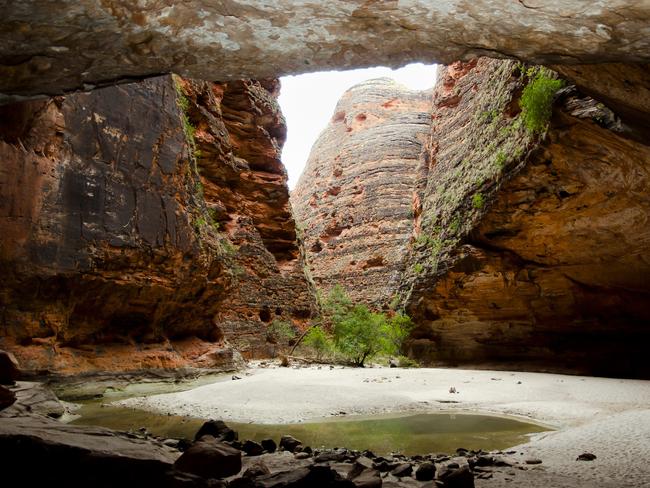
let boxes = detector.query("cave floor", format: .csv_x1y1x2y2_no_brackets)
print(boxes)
113,364,650,487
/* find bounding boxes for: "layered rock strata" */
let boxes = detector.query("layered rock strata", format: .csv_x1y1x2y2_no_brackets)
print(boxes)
0,75,315,374
2,1,650,101
292,78,432,305
401,59,650,377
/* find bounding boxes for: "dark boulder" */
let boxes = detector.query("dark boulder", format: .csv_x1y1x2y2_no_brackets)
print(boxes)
0,386,16,411
261,438,277,453
242,440,265,456
174,439,242,479
0,351,20,385
279,435,303,453
436,465,474,488
194,420,238,442
390,463,412,477
415,461,436,481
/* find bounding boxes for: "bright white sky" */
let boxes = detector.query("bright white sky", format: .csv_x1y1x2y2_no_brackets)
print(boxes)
278,63,438,189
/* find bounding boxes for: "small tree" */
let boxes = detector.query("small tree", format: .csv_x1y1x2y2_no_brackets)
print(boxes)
310,285,416,367
333,304,385,366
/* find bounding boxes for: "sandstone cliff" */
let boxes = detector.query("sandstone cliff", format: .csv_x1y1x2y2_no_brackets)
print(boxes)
0,75,315,374
400,59,650,377
292,78,432,305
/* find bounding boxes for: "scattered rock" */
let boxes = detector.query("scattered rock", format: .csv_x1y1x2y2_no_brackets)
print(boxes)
0,382,67,418
0,351,20,385
415,461,436,481
279,435,303,453
295,452,312,460
194,420,238,442
576,452,597,461
254,464,346,488
390,463,412,477
388,359,398,368
174,438,242,479
232,375,242,381
437,465,475,488
350,468,382,488
243,460,271,478
163,438,180,448
0,386,16,411
261,438,277,453
525,458,543,465
314,449,348,463
242,439,265,456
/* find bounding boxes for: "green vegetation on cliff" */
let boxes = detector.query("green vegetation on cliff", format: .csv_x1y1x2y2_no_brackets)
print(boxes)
520,68,565,133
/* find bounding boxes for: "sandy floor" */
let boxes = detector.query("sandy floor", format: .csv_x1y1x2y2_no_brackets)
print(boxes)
116,365,650,487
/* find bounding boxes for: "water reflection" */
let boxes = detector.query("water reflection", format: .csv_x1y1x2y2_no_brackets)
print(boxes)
72,403,547,455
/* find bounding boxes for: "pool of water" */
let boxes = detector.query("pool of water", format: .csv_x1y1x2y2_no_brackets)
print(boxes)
71,402,548,455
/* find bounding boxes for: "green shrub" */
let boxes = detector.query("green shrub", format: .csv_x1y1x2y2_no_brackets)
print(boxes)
472,193,484,209
384,313,415,355
303,327,333,360
519,70,565,134
316,286,415,367
267,319,296,344
413,263,424,274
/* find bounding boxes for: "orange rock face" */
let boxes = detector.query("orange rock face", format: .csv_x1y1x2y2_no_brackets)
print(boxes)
292,78,433,305
402,60,650,377
0,75,315,374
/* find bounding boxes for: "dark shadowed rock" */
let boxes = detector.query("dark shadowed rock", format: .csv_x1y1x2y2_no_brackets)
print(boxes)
261,438,277,453
174,439,242,479
279,435,303,453
0,350,20,384
436,465,474,488
415,462,436,481
242,440,265,456
0,386,16,410
195,420,238,442
390,463,412,477
350,468,382,488
0,415,180,487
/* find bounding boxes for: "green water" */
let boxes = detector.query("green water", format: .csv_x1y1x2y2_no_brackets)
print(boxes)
72,403,548,455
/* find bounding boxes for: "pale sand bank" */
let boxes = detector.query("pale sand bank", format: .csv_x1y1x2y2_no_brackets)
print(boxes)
116,366,650,487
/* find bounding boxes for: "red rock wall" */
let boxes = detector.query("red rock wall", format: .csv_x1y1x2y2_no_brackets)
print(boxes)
0,75,315,374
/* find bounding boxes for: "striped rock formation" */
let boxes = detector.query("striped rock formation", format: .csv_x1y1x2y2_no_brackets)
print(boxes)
292,78,432,306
